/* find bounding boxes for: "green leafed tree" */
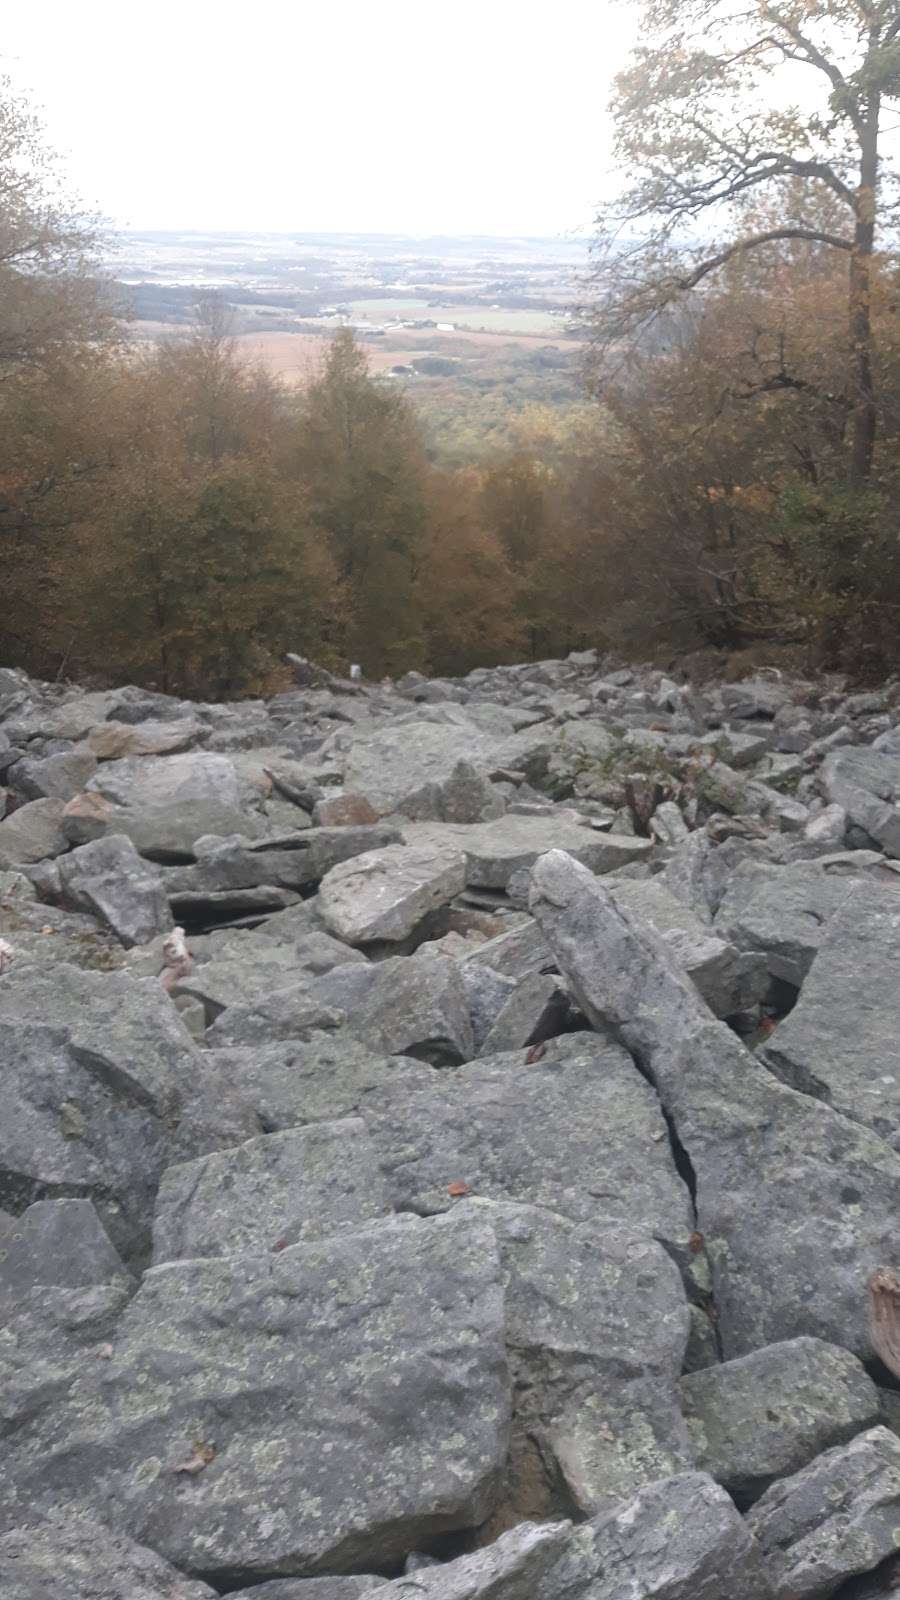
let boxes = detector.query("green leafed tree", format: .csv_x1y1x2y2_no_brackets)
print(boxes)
294,328,428,675
592,0,900,482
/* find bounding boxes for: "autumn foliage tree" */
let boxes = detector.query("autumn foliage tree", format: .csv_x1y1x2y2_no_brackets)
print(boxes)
592,0,900,483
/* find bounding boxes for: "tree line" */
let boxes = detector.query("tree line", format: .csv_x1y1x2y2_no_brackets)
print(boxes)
4,3,900,697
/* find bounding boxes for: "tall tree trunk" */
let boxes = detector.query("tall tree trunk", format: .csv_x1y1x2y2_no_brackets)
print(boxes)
849,94,880,485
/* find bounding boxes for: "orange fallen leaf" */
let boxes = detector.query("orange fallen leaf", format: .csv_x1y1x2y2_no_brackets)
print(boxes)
171,1439,216,1475
447,1180,470,1198
689,1231,705,1255
272,1237,289,1252
525,1042,546,1063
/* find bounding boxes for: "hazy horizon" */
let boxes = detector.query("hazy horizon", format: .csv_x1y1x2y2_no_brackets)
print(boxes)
2,0,636,238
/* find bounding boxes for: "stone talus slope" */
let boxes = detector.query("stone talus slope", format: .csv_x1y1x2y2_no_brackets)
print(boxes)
3,652,900,1597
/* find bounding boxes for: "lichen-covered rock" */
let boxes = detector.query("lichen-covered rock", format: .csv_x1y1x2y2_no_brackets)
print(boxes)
319,843,466,944
0,798,68,866
746,1425,900,1599
530,849,900,1359
681,1336,880,1503
0,1210,511,1584
0,1512,217,1600
152,1120,391,1262
56,833,173,947
0,1199,131,1291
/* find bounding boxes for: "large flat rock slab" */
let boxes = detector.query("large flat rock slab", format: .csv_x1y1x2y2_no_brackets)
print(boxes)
0,1211,510,1584
152,1120,391,1262
361,1034,694,1255
320,843,466,944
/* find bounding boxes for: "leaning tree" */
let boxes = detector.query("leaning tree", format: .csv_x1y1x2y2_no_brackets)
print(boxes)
592,0,900,482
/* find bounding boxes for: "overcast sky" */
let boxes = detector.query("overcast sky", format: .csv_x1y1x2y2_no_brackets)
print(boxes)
2,0,637,237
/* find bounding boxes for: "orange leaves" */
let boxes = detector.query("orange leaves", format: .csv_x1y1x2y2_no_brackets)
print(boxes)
446,1180,470,1199
170,1439,216,1475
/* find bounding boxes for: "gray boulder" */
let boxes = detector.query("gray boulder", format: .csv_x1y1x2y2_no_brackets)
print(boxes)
473,1199,691,1516
821,745,900,856
681,1336,879,1503
231,1583,380,1600
152,1119,391,1262
205,984,344,1046
0,1199,131,1291
86,751,265,858
348,947,475,1064
203,1037,434,1133
56,833,173,947
610,877,766,1016
0,1210,510,1583
8,747,98,801
342,720,498,817
87,718,203,759
714,853,885,986
362,1034,693,1255
747,1425,900,1599
529,849,900,1359
477,971,570,1055
760,881,900,1147
320,843,466,944
0,1513,217,1600
0,798,68,866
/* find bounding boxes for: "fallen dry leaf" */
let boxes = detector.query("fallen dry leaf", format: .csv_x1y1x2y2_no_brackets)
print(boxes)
689,1231,705,1255
96,1342,114,1360
272,1237,289,1252
525,1041,546,1063
171,1439,216,1475
447,1180,470,1198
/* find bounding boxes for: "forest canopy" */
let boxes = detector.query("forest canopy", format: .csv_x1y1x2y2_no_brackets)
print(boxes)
4,6,900,696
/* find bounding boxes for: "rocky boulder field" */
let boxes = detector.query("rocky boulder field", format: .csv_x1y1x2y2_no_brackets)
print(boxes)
5,651,900,1597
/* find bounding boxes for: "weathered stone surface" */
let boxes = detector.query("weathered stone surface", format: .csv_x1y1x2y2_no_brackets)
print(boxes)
458,814,652,889
56,833,173,947
461,918,551,980
477,971,570,1055
172,941,307,1024
153,1120,391,1262
363,1035,693,1254
821,745,900,856
610,877,766,1017
760,881,900,1146
205,984,344,1046
0,1211,510,1583
8,747,98,801
87,752,265,858
0,1513,217,1600
87,719,203,759
61,788,114,844
231,1581,380,1600
348,947,475,1064
530,849,900,1359
460,963,516,1051
0,962,203,1258
205,1036,434,1133
342,721,499,817
747,1425,900,1600
0,1199,131,1290
681,1336,880,1503
0,798,67,866
471,1200,691,1515
312,793,378,827
714,853,885,985
320,843,466,944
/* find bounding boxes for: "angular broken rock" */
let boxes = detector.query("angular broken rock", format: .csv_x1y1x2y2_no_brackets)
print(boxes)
0,1210,510,1583
467,1199,691,1517
87,718,203,760
0,1198,131,1291
760,880,900,1147
152,1119,391,1262
529,849,900,1359
348,947,475,1064
680,1335,880,1504
746,1425,900,1600
821,744,900,857
714,853,884,986
610,877,766,1018
356,1472,771,1600
361,1034,693,1255
203,1036,435,1133
319,842,466,945
477,970,570,1056
0,797,68,867
8,746,98,801
0,1512,217,1600
87,751,266,858
56,833,174,947
61,788,114,845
